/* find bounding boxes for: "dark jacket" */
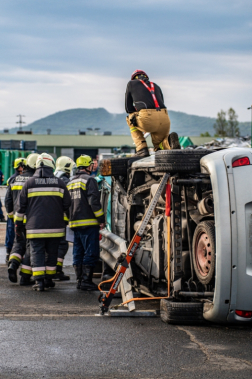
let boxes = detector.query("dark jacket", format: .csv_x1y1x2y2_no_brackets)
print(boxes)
67,171,105,229
125,78,166,113
5,168,35,221
15,167,71,239
54,171,70,185
54,171,70,222
6,169,20,186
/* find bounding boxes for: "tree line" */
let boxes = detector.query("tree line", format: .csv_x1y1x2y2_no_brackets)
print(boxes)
200,108,239,138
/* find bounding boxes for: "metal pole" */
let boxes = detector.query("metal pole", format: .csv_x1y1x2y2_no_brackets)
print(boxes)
247,106,252,146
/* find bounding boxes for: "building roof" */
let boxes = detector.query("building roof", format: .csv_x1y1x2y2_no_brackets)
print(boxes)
0,134,136,147
0,134,215,147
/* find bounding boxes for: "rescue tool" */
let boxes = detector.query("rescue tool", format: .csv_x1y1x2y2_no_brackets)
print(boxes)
99,173,170,315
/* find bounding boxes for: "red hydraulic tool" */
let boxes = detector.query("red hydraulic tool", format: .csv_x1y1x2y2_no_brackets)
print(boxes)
99,173,170,315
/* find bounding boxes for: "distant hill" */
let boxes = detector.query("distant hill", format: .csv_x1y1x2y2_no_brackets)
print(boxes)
2,108,250,136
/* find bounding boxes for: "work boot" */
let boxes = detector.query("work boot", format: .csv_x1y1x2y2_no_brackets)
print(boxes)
54,266,70,281
73,265,82,289
80,265,98,291
5,248,11,265
44,278,56,288
33,279,45,291
168,132,181,149
134,147,150,157
101,262,114,281
8,261,19,283
20,276,35,286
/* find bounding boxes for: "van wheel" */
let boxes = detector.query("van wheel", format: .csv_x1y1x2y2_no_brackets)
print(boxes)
160,299,204,325
192,221,215,285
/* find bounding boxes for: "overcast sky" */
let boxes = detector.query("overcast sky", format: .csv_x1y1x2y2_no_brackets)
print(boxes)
0,0,251,128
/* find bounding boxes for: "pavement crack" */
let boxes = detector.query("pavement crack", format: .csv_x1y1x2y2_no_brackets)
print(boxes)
177,326,210,361
177,326,252,371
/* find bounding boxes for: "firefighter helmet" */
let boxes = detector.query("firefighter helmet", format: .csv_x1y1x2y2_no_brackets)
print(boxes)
76,155,94,168
14,158,27,169
36,153,55,169
26,153,39,170
131,69,149,80
55,156,76,174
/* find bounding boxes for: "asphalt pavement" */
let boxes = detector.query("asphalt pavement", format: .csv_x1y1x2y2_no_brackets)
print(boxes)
0,245,252,378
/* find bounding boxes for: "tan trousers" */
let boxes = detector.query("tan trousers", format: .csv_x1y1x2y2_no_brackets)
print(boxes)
126,108,171,152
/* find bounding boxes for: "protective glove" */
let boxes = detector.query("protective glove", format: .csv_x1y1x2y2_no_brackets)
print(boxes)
130,115,137,127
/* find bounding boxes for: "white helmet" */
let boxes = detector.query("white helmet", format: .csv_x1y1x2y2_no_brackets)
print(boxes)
55,156,76,174
36,153,55,169
26,153,39,170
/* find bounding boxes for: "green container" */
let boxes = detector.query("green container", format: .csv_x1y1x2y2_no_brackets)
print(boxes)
0,149,31,185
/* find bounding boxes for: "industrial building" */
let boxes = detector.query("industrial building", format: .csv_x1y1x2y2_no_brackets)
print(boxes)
0,134,213,160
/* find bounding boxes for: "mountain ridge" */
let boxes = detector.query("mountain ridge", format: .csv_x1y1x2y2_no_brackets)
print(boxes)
1,108,250,136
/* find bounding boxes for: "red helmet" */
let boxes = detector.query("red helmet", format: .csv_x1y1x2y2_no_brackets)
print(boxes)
131,69,149,80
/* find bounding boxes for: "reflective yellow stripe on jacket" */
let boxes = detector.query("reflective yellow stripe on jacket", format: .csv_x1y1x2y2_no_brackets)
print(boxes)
94,209,104,218
27,187,64,198
28,191,63,198
69,219,99,228
26,228,65,239
67,182,86,191
14,215,27,223
14,212,25,222
11,185,24,191
7,212,14,219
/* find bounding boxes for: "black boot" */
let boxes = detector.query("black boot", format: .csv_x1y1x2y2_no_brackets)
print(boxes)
8,261,19,283
134,147,150,157
5,248,11,265
54,266,70,281
101,262,114,281
44,278,55,288
20,276,35,286
33,279,45,291
73,265,82,289
168,132,181,149
80,265,98,291
101,263,114,290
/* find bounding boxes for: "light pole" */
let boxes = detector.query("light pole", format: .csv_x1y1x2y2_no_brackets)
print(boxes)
248,106,252,146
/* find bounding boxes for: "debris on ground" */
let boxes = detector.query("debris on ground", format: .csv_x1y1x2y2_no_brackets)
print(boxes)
189,136,251,150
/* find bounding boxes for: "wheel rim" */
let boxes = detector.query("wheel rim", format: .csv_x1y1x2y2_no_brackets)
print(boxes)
195,232,212,277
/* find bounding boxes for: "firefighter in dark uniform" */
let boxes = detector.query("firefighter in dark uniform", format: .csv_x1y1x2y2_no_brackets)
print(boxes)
5,158,25,264
5,154,39,284
125,69,180,157
67,155,105,291
15,153,71,291
54,156,76,280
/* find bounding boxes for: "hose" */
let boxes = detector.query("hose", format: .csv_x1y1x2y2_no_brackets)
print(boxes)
98,273,117,293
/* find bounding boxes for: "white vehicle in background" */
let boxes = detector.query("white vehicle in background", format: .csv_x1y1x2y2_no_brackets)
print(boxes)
99,147,252,324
